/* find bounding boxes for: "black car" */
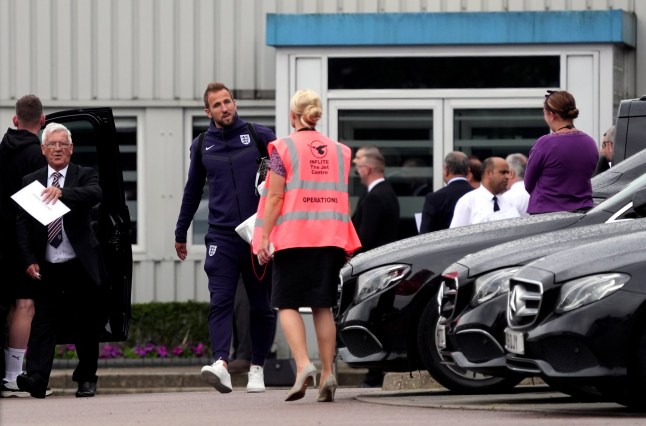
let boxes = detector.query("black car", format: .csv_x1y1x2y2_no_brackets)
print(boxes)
44,108,132,342
437,187,646,396
504,225,646,409
335,148,646,393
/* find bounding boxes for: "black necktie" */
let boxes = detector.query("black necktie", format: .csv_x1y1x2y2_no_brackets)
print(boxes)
47,172,63,248
492,196,500,212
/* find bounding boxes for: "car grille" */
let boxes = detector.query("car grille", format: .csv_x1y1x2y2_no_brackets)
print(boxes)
456,330,505,363
439,274,458,322
507,277,543,329
339,326,383,358
541,336,598,373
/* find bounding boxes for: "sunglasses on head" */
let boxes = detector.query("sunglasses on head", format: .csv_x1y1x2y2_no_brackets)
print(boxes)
545,90,557,99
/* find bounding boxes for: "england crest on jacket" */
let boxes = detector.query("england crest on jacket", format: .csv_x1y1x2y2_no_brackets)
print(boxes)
240,134,251,145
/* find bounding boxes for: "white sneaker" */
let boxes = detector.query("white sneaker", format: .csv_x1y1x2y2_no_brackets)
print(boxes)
246,365,265,393
200,359,233,393
0,380,53,398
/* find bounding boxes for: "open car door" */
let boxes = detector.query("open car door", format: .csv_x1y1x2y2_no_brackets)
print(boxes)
45,108,132,342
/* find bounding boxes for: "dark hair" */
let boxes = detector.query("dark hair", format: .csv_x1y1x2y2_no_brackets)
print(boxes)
468,156,482,182
544,90,579,120
444,151,469,176
15,94,43,125
203,82,233,108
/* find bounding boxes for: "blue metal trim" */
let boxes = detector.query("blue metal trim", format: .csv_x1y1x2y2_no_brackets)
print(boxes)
266,10,635,47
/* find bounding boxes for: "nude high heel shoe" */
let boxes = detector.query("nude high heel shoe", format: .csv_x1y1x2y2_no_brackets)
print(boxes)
285,363,317,402
317,375,337,402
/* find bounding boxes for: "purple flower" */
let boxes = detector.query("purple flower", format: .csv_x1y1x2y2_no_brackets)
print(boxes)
172,346,185,357
192,343,206,357
156,345,169,358
99,344,124,359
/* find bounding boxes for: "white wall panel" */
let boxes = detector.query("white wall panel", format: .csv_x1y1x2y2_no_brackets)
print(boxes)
95,0,113,100
116,0,135,99
135,0,155,100
566,54,596,138
176,0,195,99
73,0,93,100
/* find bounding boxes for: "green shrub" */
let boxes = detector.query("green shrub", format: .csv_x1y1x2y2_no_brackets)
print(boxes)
55,301,212,359
126,301,211,348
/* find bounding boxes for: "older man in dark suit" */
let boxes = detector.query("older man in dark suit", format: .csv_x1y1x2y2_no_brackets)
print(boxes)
420,152,474,233
15,122,106,398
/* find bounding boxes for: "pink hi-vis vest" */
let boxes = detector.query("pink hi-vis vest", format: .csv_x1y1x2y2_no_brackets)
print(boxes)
252,131,361,255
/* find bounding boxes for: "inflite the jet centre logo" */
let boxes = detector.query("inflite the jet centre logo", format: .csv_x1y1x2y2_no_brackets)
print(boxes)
308,140,327,158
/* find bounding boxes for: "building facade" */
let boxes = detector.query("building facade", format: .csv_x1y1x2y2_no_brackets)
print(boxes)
1,0,644,304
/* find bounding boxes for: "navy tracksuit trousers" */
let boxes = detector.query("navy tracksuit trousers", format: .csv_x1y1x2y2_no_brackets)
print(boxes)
203,229,275,365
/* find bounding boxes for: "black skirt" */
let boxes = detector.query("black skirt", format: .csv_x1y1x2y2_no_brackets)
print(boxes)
271,247,346,309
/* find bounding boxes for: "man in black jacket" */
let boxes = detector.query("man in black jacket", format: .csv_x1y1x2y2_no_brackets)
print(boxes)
15,122,106,398
0,95,47,398
351,146,400,387
351,146,400,255
420,151,474,233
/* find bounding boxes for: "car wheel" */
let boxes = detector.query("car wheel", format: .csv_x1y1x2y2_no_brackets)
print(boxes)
417,296,523,393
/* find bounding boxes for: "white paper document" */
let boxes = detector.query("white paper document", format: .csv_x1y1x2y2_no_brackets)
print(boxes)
11,180,70,226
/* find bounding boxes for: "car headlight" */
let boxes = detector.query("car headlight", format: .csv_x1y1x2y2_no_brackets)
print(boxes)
354,264,410,304
555,273,629,313
472,267,519,306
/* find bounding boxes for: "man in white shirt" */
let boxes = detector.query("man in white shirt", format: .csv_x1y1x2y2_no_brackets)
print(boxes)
450,156,520,228
501,153,530,217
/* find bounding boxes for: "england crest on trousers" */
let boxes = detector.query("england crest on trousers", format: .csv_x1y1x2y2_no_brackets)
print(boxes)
208,245,217,256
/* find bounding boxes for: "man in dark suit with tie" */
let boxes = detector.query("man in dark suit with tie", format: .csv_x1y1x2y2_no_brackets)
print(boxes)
15,122,106,398
351,146,400,388
351,146,400,255
420,152,474,233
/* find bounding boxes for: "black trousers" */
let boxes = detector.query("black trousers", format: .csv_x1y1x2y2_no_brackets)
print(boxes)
26,259,102,387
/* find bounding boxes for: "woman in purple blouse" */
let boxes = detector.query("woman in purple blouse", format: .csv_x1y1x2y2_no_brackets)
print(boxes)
524,90,599,214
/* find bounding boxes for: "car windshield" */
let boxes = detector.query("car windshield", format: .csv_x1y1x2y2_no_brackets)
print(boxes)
588,172,646,214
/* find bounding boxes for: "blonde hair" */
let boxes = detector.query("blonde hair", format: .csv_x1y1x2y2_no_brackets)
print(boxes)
290,89,322,128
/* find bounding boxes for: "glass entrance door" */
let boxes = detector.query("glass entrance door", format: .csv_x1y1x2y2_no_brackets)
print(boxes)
329,99,442,239
329,97,548,240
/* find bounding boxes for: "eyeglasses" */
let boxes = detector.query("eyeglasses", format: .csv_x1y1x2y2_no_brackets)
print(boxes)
44,142,72,149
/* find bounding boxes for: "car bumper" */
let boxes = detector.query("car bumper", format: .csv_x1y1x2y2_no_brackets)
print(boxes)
505,290,644,379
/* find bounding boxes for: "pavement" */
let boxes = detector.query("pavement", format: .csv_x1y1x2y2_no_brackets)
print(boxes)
46,360,445,396
46,359,548,396
19,363,635,415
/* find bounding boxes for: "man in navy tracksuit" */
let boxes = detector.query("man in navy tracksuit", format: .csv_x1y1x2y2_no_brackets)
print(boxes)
175,82,276,394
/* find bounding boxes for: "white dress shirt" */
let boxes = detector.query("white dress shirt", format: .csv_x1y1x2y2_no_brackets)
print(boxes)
501,180,530,217
45,165,77,263
450,185,521,228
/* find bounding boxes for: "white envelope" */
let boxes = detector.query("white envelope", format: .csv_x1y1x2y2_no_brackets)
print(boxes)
11,180,70,226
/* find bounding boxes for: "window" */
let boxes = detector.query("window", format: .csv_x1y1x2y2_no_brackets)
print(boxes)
115,117,138,244
338,109,434,239
329,56,560,90
453,108,546,159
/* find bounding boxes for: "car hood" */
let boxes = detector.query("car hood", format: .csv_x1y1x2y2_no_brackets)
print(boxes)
454,218,646,277
518,230,646,284
344,211,583,277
